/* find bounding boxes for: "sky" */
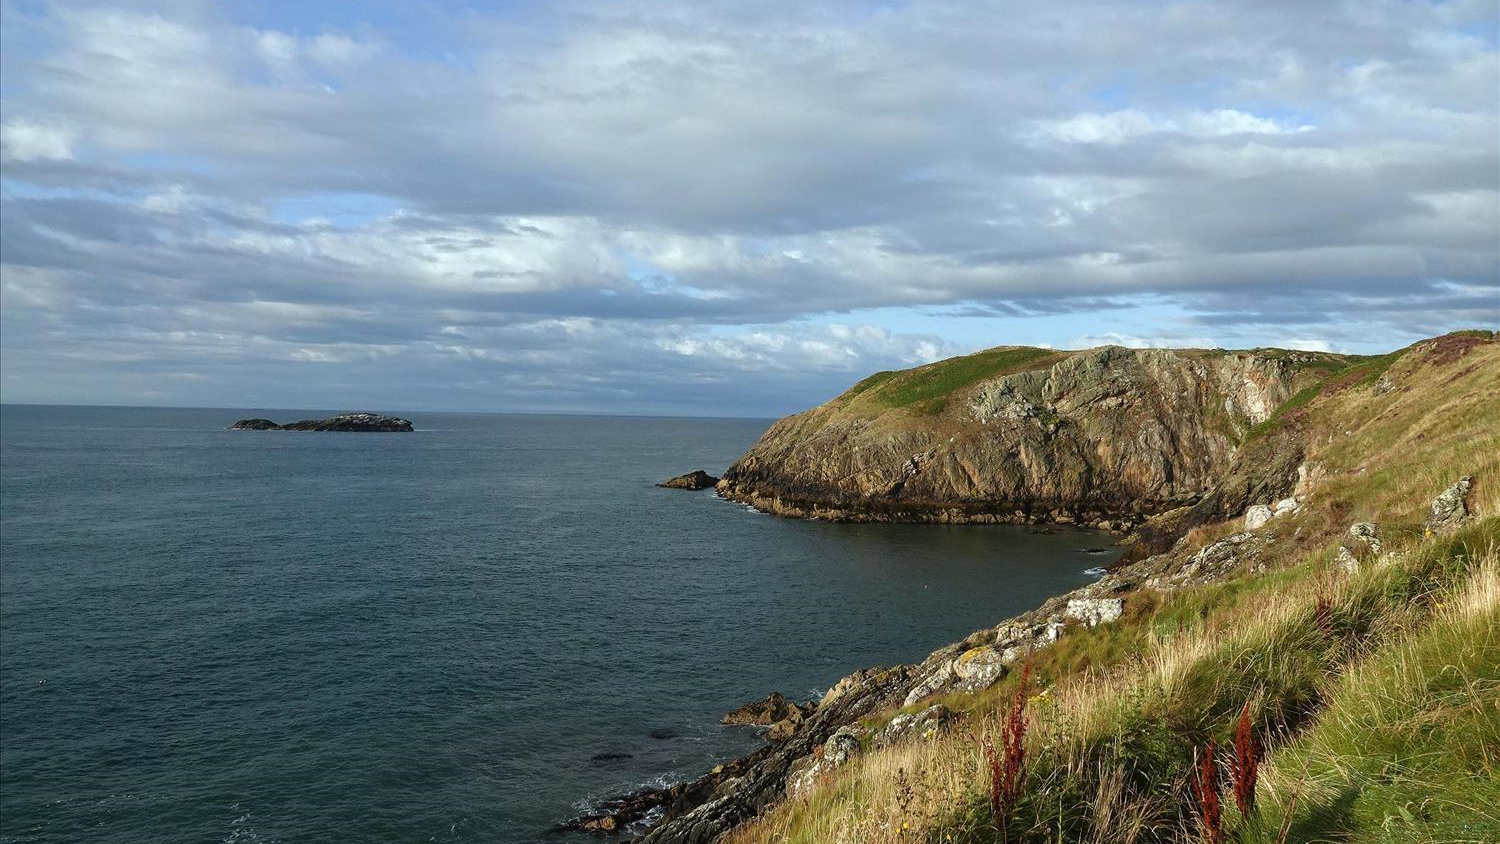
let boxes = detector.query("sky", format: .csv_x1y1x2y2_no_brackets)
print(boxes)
1,0,1496,417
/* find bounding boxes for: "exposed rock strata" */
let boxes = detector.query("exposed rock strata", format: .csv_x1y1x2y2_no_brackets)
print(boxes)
717,346,1337,527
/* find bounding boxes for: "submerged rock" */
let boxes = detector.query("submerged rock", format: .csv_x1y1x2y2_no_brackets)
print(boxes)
657,470,721,490
230,413,413,432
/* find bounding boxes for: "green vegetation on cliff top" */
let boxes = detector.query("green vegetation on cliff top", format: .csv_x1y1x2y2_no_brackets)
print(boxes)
836,341,1366,419
843,346,1062,415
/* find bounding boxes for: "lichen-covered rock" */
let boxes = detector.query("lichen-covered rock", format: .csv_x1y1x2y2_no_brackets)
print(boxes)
1245,496,1299,530
1065,597,1124,627
952,647,1009,692
782,727,863,798
1426,477,1473,532
822,727,863,766
1335,546,1361,575
902,663,955,707
1347,522,1381,555
880,704,953,745
784,754,823,799
1146,532,1261,588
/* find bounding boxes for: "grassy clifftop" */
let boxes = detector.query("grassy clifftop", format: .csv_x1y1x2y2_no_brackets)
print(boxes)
717,331,1499,844
841,347,1068,415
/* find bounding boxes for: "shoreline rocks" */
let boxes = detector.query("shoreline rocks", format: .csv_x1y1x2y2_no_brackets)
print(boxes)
582,479,1303,842
722,692,815,743
230,413,413,432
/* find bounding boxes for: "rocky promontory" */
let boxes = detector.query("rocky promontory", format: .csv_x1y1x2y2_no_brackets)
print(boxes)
230,412,414,432
716,345,1347,529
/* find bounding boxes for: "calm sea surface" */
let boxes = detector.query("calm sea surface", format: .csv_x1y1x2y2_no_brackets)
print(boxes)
0,406,1116,843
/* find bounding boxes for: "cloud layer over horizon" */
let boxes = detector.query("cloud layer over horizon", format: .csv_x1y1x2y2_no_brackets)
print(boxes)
2,0,1496,415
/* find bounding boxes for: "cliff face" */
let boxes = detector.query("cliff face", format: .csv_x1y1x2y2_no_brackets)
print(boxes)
718,345,1346,526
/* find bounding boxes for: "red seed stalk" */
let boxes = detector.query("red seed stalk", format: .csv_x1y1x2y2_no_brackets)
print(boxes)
984,737,1003,822
1231,702,1261,816
984,661,1032,842
1192,739,1223,844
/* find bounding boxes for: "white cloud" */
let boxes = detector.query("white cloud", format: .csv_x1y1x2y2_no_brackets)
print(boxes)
1035,108,1312,144
1275,338,1341,353
306,33,379,67
0,119,76,161
1069,333,1220,350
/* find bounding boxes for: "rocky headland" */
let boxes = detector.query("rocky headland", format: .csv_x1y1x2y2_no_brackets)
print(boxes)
714,345,1346,533
584,331,1499,843
230,412,414,432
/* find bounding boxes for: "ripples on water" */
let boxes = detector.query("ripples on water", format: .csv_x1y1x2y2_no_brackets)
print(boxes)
0,406,1119,843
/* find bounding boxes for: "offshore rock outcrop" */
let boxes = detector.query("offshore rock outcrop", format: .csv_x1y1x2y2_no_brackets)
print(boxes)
717,346,1341,528
658,470,721,490
230,413,414,432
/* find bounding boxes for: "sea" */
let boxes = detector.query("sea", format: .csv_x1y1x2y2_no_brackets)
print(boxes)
0,405,1119,844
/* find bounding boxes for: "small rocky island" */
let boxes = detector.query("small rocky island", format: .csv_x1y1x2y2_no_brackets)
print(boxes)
230,412,414,432
656,470,719,489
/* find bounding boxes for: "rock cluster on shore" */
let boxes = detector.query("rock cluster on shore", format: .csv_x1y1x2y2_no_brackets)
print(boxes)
229,413,414,432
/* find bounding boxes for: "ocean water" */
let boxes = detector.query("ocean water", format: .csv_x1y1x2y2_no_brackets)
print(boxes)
0,406,1118,844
